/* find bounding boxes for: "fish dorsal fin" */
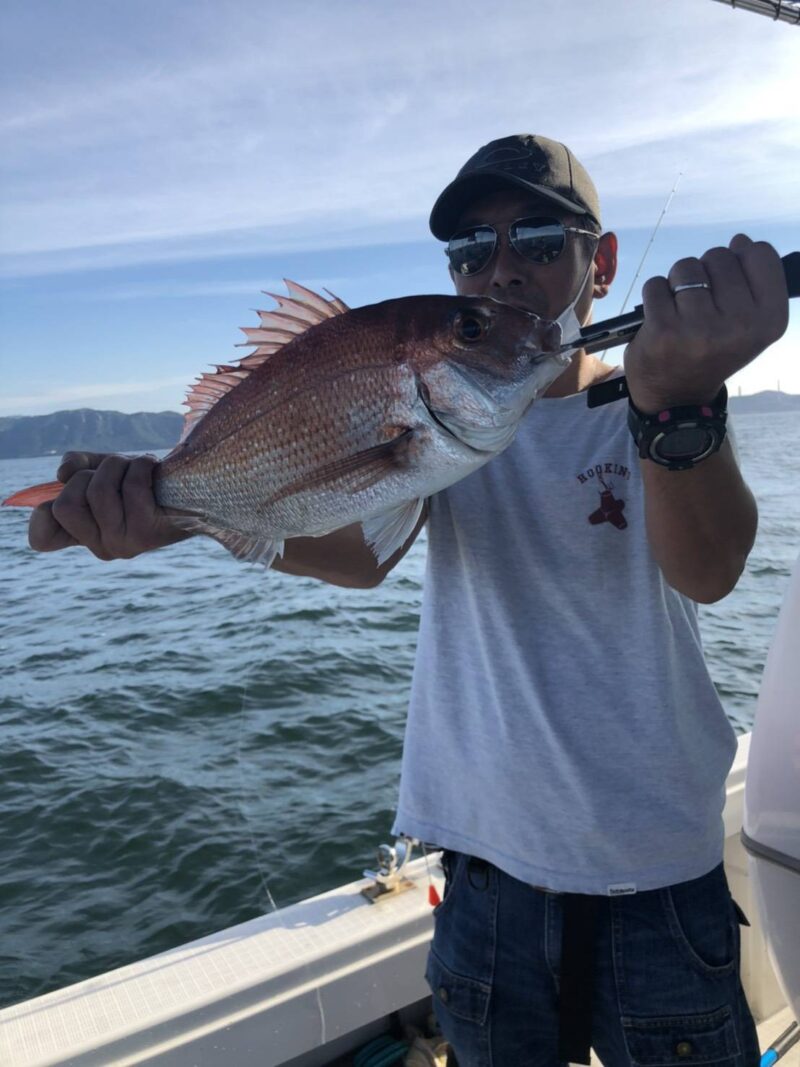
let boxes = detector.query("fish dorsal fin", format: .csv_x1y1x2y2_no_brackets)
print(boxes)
179,279,350,443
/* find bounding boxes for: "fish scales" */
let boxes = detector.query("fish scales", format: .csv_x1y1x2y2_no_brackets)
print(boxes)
157,308,419,535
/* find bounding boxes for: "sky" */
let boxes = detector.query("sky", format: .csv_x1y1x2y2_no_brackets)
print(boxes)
1,0,799,417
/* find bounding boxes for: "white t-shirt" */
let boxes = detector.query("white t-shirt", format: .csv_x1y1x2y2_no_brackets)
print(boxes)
391,371,738,895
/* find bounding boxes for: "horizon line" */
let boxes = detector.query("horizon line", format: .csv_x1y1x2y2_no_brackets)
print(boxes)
1,386,797,422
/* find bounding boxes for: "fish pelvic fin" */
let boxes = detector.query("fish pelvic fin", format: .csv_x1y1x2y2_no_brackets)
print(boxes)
178,280,350,445
169,514,285,568
2,480,63,507
362,497,425,566
212,530,285,568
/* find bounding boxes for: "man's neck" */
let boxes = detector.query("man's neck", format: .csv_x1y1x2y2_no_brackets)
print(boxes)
543,349,617,398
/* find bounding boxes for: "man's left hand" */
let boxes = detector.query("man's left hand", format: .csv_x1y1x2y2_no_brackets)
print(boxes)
624,235,789,413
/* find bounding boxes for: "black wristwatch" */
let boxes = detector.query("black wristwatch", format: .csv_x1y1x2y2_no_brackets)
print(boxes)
627,385,728,471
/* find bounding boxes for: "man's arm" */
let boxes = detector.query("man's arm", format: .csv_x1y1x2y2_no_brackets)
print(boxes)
273,504,428,588
637,438,757,603
623,235,787,603
28,451,427,587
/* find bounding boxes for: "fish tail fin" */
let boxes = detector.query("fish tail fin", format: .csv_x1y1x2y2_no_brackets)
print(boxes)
2,480,63,507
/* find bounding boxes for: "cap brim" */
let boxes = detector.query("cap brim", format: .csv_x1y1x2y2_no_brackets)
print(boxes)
429,170,591,240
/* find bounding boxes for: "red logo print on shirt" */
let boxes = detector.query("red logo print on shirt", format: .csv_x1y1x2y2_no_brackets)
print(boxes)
588,475,627,529
576,462,630,531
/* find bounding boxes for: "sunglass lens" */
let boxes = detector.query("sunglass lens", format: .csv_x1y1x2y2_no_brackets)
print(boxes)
447,227,496,275
511,219,565,264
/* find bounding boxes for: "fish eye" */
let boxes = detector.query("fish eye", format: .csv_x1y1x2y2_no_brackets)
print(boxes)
454,311,490,343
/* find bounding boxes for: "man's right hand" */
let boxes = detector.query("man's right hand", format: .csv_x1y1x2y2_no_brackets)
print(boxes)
28,452,193,560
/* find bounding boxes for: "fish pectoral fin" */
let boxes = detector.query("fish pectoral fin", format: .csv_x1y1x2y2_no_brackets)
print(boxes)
361,497,425,566
265,428,415,505
169,515,285,568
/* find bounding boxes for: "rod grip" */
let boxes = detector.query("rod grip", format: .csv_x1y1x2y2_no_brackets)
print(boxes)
585,251,800,409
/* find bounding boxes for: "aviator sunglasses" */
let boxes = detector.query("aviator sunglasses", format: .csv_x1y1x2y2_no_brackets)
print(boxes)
446,215,600,276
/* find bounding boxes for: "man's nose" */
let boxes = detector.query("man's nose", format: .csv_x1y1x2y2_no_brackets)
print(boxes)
486,233,525,289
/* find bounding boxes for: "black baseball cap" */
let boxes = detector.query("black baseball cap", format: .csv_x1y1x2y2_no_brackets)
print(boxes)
429,134,602,240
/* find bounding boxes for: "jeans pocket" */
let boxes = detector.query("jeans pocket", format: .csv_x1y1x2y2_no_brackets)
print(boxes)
662,865,738,977
425,946,492,1026
622,1004,740,1065
425,947,492,1067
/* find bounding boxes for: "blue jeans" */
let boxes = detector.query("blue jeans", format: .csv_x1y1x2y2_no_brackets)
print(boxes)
425,851,760,1067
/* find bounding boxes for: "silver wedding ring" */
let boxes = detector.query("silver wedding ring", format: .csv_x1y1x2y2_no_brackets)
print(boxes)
671,282,711,294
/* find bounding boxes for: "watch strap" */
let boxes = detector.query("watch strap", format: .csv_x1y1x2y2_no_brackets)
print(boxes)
628,385,728,470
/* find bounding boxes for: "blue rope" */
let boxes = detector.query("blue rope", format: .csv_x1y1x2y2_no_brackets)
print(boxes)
353,1033,410,1067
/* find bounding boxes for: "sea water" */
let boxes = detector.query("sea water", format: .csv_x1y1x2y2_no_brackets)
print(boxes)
1,412,798,1007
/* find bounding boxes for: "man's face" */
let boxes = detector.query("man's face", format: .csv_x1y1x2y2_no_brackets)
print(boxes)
448,188,601,326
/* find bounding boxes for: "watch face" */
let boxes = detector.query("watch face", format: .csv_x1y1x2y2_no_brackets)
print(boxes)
651,425,718,463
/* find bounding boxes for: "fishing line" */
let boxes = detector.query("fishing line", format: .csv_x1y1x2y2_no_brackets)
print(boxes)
235,575,281,914
235,704,280,913
598,171,683,362
619,172,683,317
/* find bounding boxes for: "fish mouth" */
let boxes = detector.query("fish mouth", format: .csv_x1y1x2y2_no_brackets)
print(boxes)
489,299,548,319
486,298,564,357
485,292,549,317
523,319,565,363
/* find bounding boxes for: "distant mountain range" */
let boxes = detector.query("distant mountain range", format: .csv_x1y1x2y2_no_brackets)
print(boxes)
728,390,800,414
0,409,184,460
0,393,798,459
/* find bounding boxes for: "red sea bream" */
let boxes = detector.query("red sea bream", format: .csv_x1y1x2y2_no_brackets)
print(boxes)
4,282,569,566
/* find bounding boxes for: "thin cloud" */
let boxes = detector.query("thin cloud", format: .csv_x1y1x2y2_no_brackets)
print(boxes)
64,274,350,301
2,378,192,412
0,219,430,280
1,0,797,272
1,0,797,408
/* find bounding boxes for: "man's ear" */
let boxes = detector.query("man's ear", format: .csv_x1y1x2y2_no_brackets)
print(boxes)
593,231,618,300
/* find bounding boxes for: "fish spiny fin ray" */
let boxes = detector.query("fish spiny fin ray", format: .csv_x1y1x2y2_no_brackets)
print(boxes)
179,279,350,443
167,514,285,568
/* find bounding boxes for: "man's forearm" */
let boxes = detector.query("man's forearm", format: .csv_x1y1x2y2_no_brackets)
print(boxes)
640,437,757,603
272,524,387,588
272,505,428,588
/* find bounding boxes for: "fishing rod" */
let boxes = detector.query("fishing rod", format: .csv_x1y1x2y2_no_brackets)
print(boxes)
573,251,800,407
709,0,800,25
616,173,683,319
594,173,683,365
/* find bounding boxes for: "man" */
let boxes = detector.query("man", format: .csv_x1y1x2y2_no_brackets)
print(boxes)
29,135,788,1065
